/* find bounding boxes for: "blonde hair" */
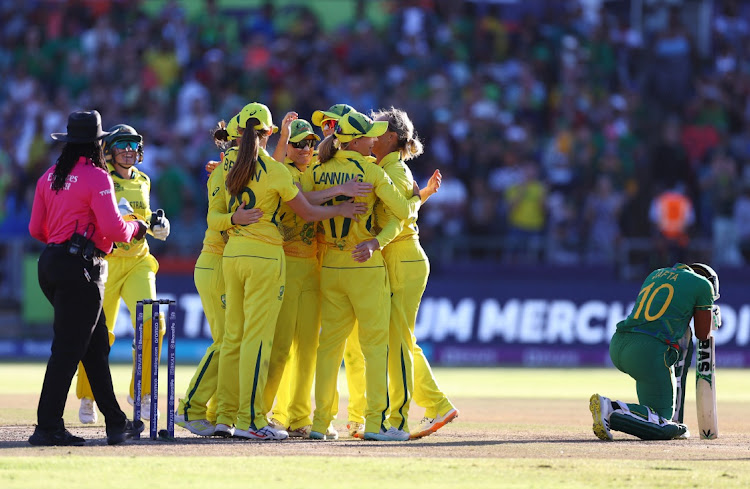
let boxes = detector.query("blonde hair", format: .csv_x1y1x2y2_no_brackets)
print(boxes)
371,107,424,161
317,134,353,163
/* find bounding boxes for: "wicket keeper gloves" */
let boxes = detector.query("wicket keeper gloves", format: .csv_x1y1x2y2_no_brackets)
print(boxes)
711,305,722,330
150,209,170,241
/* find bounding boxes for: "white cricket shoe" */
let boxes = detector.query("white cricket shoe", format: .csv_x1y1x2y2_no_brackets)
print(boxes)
175,413,215,436
589,394,614,441
213,423,235,438
346,421,364,439
410,408,459,439
127,394,160,421
268,418,287,430
234,425,288,441
363,427,410,441
325,423,339,440
79,398,98,424
288,425,312,438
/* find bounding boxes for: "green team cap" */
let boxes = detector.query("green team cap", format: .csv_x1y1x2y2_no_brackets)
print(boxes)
289,119,321,143
227,102,279,140
334,111,388,143
312,103,354,127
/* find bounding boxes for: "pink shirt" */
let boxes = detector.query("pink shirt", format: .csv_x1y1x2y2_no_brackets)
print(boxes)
29,157,139,253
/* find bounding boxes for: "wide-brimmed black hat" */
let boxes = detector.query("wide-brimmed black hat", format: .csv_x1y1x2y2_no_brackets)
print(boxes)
51,110,111,143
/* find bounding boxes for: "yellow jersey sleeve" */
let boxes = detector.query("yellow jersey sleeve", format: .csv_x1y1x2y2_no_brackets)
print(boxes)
109,165,152,258
207,151,234,233
201,167,228,253
368,163,421,222
375,153,419,244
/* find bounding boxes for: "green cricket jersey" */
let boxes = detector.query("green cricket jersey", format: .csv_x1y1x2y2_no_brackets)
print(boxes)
616,263,715,345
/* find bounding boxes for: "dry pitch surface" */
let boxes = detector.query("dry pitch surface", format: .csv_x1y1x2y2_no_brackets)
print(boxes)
1,395,748,460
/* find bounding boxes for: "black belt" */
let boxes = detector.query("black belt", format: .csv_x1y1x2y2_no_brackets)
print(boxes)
48,242,107,259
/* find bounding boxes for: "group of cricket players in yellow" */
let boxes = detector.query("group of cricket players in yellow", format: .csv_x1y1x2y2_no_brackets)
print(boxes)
78,101,458,442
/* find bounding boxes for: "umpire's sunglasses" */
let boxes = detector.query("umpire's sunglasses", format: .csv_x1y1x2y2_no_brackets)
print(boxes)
291,139,315,149
112,140,139,150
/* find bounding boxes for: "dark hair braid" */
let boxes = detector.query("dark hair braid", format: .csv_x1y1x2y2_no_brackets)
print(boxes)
51,142,106,191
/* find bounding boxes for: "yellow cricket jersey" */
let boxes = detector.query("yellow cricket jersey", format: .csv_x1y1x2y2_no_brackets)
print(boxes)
224,147,299,246
207,147,238,240
300,149,421,252
278,159,317,258
201,164,230,255
373,152,420,246
108,163,152,258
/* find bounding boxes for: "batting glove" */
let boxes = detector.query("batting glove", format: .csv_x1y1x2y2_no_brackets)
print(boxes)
711,304,722,330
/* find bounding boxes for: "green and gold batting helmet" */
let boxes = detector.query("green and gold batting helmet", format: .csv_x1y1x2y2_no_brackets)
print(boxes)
103,124,144,164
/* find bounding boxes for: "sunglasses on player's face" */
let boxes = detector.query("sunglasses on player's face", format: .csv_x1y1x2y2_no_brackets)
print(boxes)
322,119,337,130
290,139,315,149
112,140,139,150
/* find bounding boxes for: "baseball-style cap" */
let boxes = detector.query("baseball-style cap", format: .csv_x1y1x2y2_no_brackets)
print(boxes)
289,119,321,143
312,103,354,127
334,111,388,143
226,102,279,140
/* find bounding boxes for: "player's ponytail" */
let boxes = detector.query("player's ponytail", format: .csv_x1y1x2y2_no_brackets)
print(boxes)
226,118,264,197
317,134,338,163
403,135,424,161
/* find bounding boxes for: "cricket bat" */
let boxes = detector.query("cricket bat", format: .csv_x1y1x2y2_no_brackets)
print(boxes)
695,335,718,439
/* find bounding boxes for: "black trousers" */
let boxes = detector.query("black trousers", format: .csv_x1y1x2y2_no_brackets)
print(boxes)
36,246,127,434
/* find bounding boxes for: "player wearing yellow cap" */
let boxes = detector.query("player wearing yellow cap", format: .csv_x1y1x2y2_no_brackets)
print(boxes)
174,117,263,436
368,107,458,439
309,104,368,437
301,110,425,441
213,103,365,440
75,124,170,425
263,118,373,438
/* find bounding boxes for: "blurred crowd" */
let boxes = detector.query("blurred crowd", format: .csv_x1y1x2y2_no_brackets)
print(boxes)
3,0,750,269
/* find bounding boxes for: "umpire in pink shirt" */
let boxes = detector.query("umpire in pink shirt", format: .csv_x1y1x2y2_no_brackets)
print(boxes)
28,110,148,446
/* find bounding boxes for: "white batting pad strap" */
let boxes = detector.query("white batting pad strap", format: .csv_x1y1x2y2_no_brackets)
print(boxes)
613,400,630,414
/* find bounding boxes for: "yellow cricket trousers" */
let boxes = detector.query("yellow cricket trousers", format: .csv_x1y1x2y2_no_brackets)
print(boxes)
312,248,392,434
178,251,224,421
343,324,366,423
216,238,285,431
382,238,429,432
412,341,455,418
263,255,320,429
76,253,164,400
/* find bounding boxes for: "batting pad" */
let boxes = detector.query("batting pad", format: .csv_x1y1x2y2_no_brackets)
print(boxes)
672,330,694,423
609,402,687,440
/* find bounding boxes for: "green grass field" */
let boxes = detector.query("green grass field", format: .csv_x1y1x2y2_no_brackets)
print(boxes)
1,363,749,488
